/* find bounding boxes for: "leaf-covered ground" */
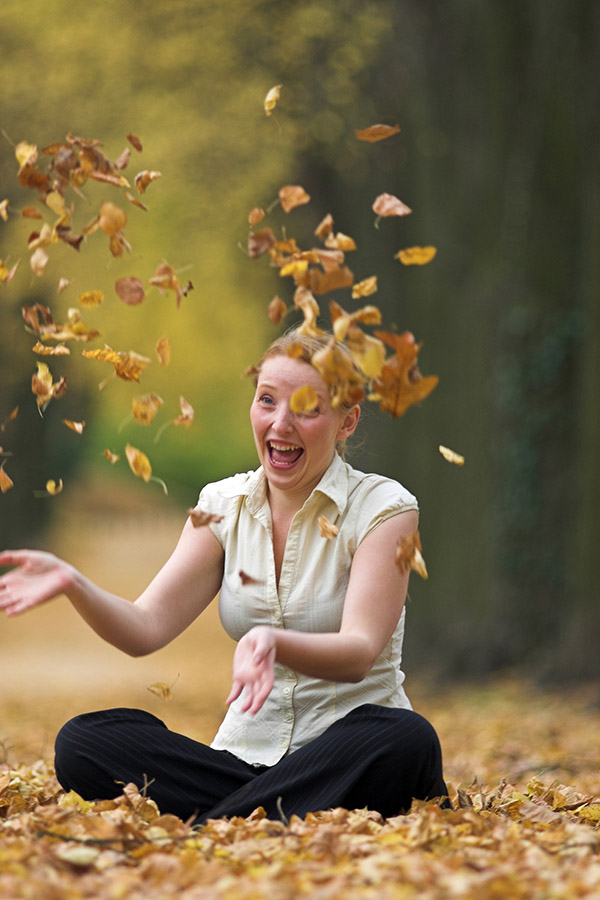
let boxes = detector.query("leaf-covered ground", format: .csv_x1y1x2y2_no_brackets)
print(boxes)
1,678,599,900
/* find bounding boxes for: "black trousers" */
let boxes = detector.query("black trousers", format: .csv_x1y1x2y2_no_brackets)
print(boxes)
54,704,450,824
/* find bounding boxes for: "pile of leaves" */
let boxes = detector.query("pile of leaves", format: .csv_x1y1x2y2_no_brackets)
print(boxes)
1,761,599,899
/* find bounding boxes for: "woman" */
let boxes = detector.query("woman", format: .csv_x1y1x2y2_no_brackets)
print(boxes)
0,329,449,823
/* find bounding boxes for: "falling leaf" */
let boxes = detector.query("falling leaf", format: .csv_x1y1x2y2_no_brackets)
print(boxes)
82,345,151,383
0,259,19,284
125,191,148,211
0,406,19,432
63,420,86,434
315,213,334,240
330,301,381,342
132,393,164,426
147,682,173,701
345,328,386,380
78,290,104,308
149,263,192,309
21,205,42,219
268,295,287,325
372,193,412,218
355,123,401,142
248,228,276,258
0,461,14,493
46,479,64,496
311,341,365,408
115,276,145,305
188,507,224,527
439,445,465,466
30,307,100,343
99,201,127,236
57,277,71,292
0,199,9,221
318,515,339,539
352,276,378,299
280,259,309,279
103,448,120,464
31,362,67,409
134,170,162,194
289,384,319,415
127,133,143,152
396,246,437,266
264,84,282,116
114,147,131,171
155,335,171,366
324,232,357,252
309,265,354,295
293,287,323,338
395,530,428,579
30,247,49,276
279,185,311,213
370,330,438,417
125,444,152,482
248,207,265,226
174,396,194,427
239,570,263,586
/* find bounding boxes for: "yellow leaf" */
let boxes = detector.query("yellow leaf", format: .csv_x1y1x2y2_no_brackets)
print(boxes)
63,419,85,434
264,84,282,116
147,682,173,701
395,531,428,579
289,384,319,415
134,170,162,194
0,462,14,493
439,445,465,466
132,393,163,426
0,199,8,221
318,515,339,540
324,232,357,252
278,185,310,213
155,335,171,366
46,478,63,495
351,276,378,299
32,342,70,356
396,246,437,266
125,444,152,482
280,259,308,278
78,290,104,308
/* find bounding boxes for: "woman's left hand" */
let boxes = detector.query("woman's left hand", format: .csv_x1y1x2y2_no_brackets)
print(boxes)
226,626,276,715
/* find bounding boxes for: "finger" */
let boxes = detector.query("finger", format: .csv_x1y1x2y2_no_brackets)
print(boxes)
225,678,243,706
0,551,27,568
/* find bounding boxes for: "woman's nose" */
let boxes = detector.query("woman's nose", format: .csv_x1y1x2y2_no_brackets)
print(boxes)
273,404,294,432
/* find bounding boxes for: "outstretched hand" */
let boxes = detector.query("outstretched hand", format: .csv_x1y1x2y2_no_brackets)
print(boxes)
0,550,73,616
226,626,276,715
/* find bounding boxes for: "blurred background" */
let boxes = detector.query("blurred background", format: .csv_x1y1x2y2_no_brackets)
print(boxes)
1,0,599,755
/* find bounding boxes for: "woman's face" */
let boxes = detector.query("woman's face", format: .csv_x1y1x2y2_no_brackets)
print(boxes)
250,355,359,502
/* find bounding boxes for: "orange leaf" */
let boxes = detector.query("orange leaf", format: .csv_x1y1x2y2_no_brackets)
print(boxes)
115,276,145,305
309,265,354,296
149,263,192,309
248,207,265,226
396,245,437,266
264,84,282,116
132,393,164,426
268,295,287,325
318,515,339,539
127,133,143,152
0,462,13,493
324,232,356,252
372,193,412,218
98,202,127,236
125,444,152,482
370,331,438,417
63,419,85,434
155,336,171,366
82,345,151,382
278,185,311,213
21,205,42,219
351,276,378,299
395,530,428,579
188,507,224,527
134,170,162,194
103,448,120,464
355,123,401,143
32,341,70,356
315,213,334,240
31,362,67,409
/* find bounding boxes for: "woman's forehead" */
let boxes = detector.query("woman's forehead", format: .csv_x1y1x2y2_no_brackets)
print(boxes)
256,355,325,389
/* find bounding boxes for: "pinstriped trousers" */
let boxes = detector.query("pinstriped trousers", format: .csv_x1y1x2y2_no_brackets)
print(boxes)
54,704,450,824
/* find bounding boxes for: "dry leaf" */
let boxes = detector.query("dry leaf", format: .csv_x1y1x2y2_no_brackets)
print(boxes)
103,448,120,464
134,170,162,194
115,276,145,305
78,290,104,308
248,207,265,226
318,515,339,539
309,265,354,295
315,213,334,240
174,396,194,427
239,570,263,586
279,185,311,213
351,276,378,299
31,307,100,343
188,507,224,527
0,462,13,493
0,259,19,284
311,341,365,409
114,147,131,171
31,362,67,409
32,341,70,356
395,530,428,579
268,295,287,325
125,444,152,482
132,393,164,426
289,384,319,414
264,84,282,116
82,345,151,383
0,199,8,221
57,277,71,292
63,420,85,434
22,205,43,219
149,263,192,309
99,202,127,236
355,123,401,142
396,246,437,266
439,445,465,466
30,247,49,276
370,330,438,417
46,478,64,496
127,133,143,152
147,682,173,701
248,228,276,258
324,232,356,252
372,193,412,218
0,406,19,432
155,335,171,366
125,191,148,211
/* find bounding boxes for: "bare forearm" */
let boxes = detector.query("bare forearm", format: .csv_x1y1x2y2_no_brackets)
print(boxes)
272,628,376,682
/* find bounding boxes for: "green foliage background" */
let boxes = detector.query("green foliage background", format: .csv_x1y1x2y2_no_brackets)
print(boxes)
1,0,598,678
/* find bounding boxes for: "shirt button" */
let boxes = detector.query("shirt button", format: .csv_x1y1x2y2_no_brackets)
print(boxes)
283,688,291,696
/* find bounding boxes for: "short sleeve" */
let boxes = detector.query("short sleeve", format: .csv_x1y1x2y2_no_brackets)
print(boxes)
195,472,253,548
352,476,418,547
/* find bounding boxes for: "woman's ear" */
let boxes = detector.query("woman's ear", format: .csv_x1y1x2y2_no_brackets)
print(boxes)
337,404,361,441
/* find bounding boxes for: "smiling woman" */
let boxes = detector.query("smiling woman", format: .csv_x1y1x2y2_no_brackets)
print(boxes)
0,327,450,824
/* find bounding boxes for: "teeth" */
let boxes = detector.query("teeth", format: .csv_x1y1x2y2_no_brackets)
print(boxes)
269,442,301,451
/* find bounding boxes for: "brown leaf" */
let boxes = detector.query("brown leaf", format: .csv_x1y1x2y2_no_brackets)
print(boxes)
311,341,365,409
34,308,100,343
188,507,224,527
372,193,412,218
279,185,311,213
239,570,263,586
174,396,194,427
78,290,104,308
324,232,357,252
115,276,145,305
134,170,162,194
127,133,143,152
370,330,439,417
125,191,148,211
0,406,19,432
114,147,130,171
82,345,151,382
248,207,265,226
396,246,437,266
315,213,334,240
268,295,287,325
22,302,53,332
31,362,67,409
264,84,282,116
132,393,164,426
0,199,8,221
125,444,152,482
355,123,401,143
395,530,428,579
318,515,339,539
98,202,127,236
155,335,171,366
103,448,120,464
63,420,85,434
21,205,42,219
149,263,191,309
309,265,354,296
0,461,14,493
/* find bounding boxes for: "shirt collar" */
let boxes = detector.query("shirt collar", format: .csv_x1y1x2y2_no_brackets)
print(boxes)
243,452,349,518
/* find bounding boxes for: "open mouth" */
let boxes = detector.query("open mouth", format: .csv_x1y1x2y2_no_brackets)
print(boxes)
267,441,304,468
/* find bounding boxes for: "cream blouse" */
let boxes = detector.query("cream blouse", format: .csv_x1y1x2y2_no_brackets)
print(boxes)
198,452,418,766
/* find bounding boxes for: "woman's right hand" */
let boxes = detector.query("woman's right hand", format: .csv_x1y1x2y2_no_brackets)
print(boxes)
0,550,74,616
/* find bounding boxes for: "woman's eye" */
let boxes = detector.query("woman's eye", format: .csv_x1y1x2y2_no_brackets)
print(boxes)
259,395,274,405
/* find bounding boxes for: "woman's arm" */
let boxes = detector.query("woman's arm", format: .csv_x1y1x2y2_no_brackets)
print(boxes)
227,509,417,714
0,517,224,656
